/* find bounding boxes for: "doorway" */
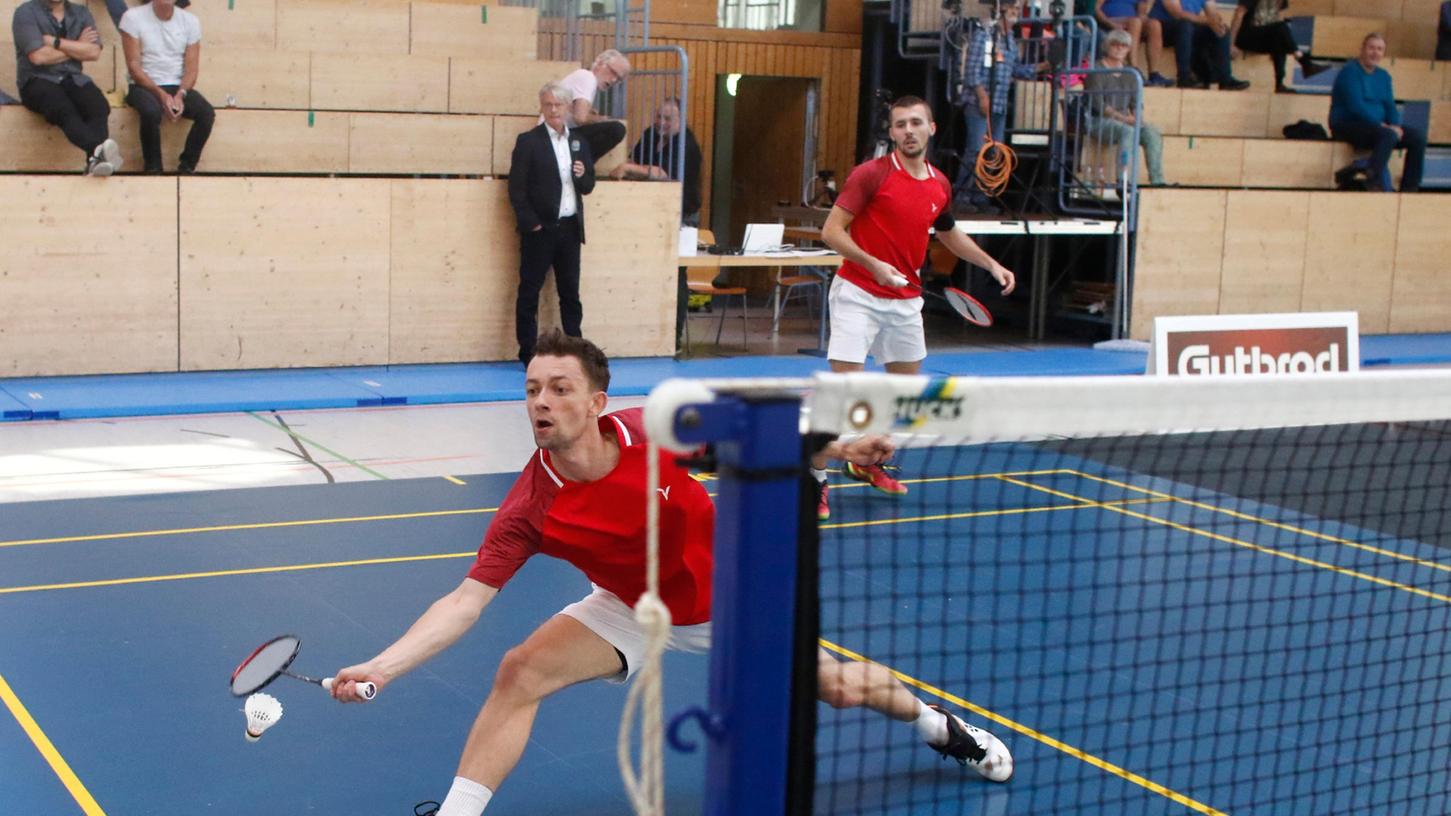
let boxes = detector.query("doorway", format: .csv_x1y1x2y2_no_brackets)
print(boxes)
710,75,817,247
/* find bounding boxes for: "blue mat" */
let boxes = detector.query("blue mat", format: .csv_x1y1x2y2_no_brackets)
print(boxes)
0,335,1443,421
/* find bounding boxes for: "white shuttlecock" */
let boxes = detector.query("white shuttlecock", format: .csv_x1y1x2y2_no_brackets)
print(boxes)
243,692,283,742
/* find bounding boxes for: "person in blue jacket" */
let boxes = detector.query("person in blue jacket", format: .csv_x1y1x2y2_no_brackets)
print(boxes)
1329,32,1424,193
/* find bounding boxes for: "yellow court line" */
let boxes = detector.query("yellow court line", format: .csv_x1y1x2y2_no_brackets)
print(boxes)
818,640,1227,816
1066,470,1451,575
0,507,499,549
0,552,476,596
1008,478,1451,605
442,475,468,486
822,496,1168,530
0,672,107,815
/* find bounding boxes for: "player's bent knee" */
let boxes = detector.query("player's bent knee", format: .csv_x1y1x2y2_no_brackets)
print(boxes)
493,644,550,701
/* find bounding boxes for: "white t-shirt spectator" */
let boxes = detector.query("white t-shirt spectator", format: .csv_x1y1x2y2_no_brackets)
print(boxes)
558,68,597,126
119,4,202,87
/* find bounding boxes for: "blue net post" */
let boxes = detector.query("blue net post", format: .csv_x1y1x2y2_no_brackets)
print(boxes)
671,392,805,816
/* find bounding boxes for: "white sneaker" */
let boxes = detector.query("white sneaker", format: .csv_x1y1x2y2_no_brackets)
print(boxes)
85,155,115,177
99,138,122,172
927,704,1014,782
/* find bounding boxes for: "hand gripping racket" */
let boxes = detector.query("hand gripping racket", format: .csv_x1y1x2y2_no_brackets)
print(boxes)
886,273,994,327
229,634,376,701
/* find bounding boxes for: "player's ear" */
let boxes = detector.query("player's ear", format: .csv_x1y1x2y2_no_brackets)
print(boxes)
590,390,608,417
928,119,937,138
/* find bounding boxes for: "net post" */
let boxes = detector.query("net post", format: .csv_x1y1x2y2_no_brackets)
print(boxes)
674,391,807,816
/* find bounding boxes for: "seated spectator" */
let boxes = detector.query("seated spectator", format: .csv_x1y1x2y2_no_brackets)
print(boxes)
12,0,120,175
1230,0,1328,93
610,97,702,225
558,49,631,164
1329,32,1424,193
1086,29,1168,185
1095,0,1174,87
120,0,213,174
1438,1,1450,62
1150,0,1249,89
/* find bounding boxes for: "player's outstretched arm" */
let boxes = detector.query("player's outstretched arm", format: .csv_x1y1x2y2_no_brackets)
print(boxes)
331,578,499,702
937,227,1016,295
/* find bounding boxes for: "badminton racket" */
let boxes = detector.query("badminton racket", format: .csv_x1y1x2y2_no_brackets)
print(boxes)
229,634,376,701
886,273,994,327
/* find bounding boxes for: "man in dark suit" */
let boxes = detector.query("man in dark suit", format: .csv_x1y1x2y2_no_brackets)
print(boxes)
509,81,596,365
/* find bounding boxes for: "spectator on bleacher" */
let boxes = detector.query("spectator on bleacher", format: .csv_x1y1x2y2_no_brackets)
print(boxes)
1229,0,1329,93
1150,0,1250,89
12,0,121,175
1438,1,1451,61
557,49,631,165
611,98,702,225
509,82,596,366
1086,29,1168,185
1095,0,1174,87
120,0,212,174
955,4,1049,213
1329,32,1424,193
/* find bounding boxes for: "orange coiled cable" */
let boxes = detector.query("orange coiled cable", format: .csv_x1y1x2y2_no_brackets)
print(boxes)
975,138,1016,199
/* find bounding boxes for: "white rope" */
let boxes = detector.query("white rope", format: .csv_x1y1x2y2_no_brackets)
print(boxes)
618,440,672,816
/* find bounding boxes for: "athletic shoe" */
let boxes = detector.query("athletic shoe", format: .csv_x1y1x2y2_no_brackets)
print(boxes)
1219,78,1251,91
1147,72,1175,88
927,704,1014,783
816,478,830,521
99,138,122,172
414,802,440,816
85,154,114,177
1299,57,1332,79
844,462,908,496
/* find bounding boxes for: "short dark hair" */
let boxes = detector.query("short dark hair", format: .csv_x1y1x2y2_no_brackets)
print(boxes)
1363,32,1386,46
889,95,933,121
533,330,611,392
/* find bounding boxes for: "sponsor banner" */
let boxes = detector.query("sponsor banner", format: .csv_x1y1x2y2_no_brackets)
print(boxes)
1149,313,1359,377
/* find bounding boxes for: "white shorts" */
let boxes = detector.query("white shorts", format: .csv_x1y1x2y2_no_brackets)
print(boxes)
826,275,926,365
559,585,712,684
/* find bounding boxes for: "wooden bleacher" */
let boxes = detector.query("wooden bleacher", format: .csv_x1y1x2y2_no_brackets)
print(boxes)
0,0,671,377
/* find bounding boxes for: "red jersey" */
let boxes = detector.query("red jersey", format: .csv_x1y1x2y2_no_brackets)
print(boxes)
834,152,956,300
468,407,716,625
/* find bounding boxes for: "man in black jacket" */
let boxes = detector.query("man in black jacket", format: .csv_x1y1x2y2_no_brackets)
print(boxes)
508,82,596,365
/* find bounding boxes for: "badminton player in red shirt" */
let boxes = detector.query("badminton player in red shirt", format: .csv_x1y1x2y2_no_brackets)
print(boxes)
330,331,1012,815
812,95,1017,520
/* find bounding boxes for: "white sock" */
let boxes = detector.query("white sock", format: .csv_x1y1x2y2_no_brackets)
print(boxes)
912,699,949,747
437,776,494,816
810,467,828,483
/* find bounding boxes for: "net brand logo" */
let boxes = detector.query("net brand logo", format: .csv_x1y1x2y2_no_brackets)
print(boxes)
1168,327,1351,376
892,379,964,427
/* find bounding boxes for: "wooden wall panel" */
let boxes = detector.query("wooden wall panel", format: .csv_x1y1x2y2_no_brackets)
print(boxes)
649,0,717,25
1178,89,1270,138
492,115,537,175
186,0,277,50
576,182,679,358
1266,92,1331,135
311,53,450,113
1240,139,1333,188
160,109,350,174
1336,0,1401,19
178,178,392,370
1389,18,1437,59
1292,0,1337,16
388,180,520,362
1130,189,1227,339
1312,17,1386,59
0,176,178,376
825,0,864,34
1161,137,1243,186
410,3,537,60
349,113,493,175
1402,0,1444,24
1218,191,1309,315
1430,101,1451,144
1388,195,1451,332
1301,192,1399,332
200,47,311,110
276,0,409,54
449,58,580,115
1385,58,1443,102
1141,87,1183,136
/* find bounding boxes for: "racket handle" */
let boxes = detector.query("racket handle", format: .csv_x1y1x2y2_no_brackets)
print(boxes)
321,677,377,701
886,273,909,288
